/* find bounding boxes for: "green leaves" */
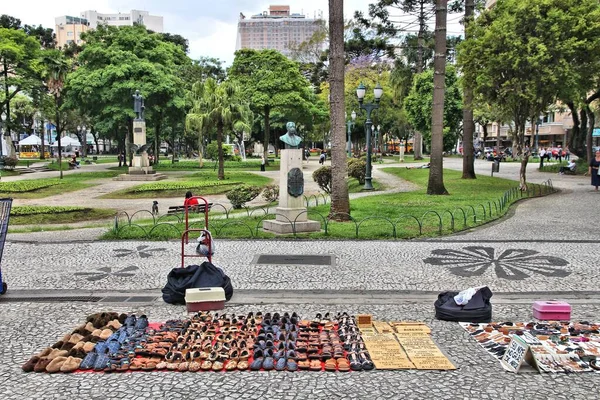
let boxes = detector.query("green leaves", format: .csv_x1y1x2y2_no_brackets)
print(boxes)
11,206,86,215
131,181,242,193
0,179,61,192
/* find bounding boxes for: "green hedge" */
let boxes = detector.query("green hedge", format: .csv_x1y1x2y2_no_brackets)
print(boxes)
130,181,243,193
152,160,279,170
11,206,87,216
0,180,62,192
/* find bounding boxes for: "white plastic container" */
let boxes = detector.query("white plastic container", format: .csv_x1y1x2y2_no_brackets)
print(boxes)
185,287,225,312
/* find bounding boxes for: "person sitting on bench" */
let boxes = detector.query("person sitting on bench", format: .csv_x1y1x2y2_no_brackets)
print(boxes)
68,155,80,169
184,191,199,208
559,160,576,175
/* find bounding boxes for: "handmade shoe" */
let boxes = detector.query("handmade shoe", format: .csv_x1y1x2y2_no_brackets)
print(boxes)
100,329,113,341
22,356,40,372
348,353,362,371
359,352,374,370
83,342,96,353
60,356,82,373
93,354,110,371
324,358,337,372
286,359,298,371
135,315,149,330
309,359,322,371
79,352,97,370
274,357,287,371
33,358,52,373
107,320,122,331
46,356,68,373
249,357,264,371
262,357,275,371
337,358,350,372
188,361,201,372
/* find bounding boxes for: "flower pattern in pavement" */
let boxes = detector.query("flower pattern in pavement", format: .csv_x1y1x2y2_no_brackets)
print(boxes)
423,246,570,281
113,245,166,258
74,266,139,282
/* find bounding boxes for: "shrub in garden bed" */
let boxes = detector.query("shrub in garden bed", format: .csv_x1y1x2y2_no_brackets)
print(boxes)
226,185,261,208
130,181,242,193
11,206,86,216
0,179,61,192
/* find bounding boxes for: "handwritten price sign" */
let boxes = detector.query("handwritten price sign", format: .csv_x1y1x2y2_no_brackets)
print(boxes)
501,335,529,373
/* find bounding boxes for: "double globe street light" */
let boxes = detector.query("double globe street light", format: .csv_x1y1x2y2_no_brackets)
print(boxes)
356,82,383,190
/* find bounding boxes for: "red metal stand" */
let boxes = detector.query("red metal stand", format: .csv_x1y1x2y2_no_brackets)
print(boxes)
181,229,212,267
184,196,210,244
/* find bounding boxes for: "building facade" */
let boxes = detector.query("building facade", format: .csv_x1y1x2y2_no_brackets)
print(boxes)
55,9,163,48
54,16,90,48
236,5,323,58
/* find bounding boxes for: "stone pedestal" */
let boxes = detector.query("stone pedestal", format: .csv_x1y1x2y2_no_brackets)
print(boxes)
263,148,320,234
133,120,146,146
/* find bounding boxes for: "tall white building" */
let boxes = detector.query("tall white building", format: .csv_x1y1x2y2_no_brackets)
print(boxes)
236,5,323,59
80,10,163,32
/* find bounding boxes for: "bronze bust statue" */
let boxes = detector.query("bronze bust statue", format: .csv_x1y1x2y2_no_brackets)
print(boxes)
280,122,302,149
133,90,145,120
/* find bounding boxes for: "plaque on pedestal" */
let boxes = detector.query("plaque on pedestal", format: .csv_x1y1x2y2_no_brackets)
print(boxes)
133,120,146,146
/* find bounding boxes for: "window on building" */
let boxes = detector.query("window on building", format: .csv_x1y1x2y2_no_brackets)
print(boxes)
67,32,73,37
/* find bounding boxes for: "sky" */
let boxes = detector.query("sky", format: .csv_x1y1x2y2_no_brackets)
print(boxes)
2,0,465,66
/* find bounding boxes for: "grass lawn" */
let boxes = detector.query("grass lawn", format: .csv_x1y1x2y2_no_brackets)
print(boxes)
103,168,549,241
101,171,273,199
10,206,115,225
0,171,120,199
147,159,281,172
347,178,385,193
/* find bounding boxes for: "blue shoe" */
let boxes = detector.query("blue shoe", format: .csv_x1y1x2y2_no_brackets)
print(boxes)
275,357,286,371
263,357,274,370
124,314,137,327
93,353,110,371
79,352,97,370
94,341,108,354
250,357,263,371
117,329,128,344
106,340,121,355
274,350,285,361
287,359,298,371
134,315,148,330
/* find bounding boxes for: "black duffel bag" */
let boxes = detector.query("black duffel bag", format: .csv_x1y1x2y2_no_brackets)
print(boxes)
434,286,493,323
162,262,233,305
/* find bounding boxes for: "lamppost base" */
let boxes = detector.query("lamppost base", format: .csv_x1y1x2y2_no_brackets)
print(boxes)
363,179,374,190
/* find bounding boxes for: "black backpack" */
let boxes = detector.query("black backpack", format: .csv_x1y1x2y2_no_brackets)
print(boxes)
162,262,233,305
434,287,493,323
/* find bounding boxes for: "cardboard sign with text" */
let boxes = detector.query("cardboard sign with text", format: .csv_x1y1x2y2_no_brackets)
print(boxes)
501,335,534,373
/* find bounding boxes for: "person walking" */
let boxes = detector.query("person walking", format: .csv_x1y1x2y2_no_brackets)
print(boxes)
319,151,326,165
118,152,123,167
588,150,600,191
539,148,546,168
565,146,571,161
260,155,266,172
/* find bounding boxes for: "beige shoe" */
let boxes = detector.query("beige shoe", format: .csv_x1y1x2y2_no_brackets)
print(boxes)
68,333,84,345
100,329,113,341
107,319,122,331
59,356,82,373
46,356,68,373
82,342,96,353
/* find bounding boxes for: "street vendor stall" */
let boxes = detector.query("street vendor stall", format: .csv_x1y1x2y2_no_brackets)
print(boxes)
17,135,49,158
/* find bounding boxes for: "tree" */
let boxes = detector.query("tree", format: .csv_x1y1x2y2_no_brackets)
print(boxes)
66,25,187,164
42,49,71,178
459,0,600,188
461,0,476,179
404,66,462,152
428,0,449,195
186,78,250,180
228,49,313,162
0,27,41,155
328,0,351,220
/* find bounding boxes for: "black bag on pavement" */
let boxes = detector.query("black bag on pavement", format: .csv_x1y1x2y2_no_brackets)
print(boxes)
434,286,493,323
162,262,233,304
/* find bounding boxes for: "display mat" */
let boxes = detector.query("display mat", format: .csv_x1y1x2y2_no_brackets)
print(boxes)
461,321,600,373
362,321,456,370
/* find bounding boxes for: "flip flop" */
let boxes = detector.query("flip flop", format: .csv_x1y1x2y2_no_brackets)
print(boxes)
116,358,131,372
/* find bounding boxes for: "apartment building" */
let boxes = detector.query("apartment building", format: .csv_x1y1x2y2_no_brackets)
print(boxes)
55,9,163,48
54,16,89,48
236,5,323,58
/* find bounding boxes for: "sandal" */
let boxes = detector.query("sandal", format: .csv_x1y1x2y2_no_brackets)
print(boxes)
324,358,337,372
225,360,238,371
200,360,212,370
309,359,322,371
337,358,350,372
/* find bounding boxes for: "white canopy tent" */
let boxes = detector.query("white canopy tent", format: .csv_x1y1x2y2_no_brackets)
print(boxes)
18,135,42,146
51,136,81,147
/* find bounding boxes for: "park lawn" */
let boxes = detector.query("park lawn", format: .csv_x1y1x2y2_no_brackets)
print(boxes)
0,171,120,199
148,159,281,171
10,206,115,225
102,171,273,199
347,178,385,193
103,168,546,241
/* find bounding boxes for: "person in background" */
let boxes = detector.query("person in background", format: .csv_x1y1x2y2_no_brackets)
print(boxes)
184,191,199,207
565,146,571,161
588,150,600,191
559,160,576,175
319,151,326,165
260,155,266,172
539,147,546,168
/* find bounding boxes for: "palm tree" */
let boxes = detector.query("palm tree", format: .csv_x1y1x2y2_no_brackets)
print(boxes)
461,0,476,179
427,0,449,195
186,78,250,180
42,49,71,179
328,0,351,220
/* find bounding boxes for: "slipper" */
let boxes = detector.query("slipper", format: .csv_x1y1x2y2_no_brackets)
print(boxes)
79,352,97,370
188,361,202,372
286,359,298,371
225,360,238,371
68,347,87,359
124,314,137,327
237,360,249,370
309,359,322,371
177,362,190,372
106,340,121,355
60,357,82,373
100,329,113,341
156,361,168,370
135,315,149,330
33,358,52,373
46,356,68,373
116,358,131,372
48,349,68,359
83,342,96,353
337,358,350,372
107,320,122,331
118,313,128,324
274,357,286,371
324,359,337,372
22,356,40,372
200,360,212,370
249,357,263,371
144,357,162,371
93,354,110,371
212,358,224,371
129,358,146,371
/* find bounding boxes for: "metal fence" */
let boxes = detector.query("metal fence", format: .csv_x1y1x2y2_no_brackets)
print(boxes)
111,180,556,240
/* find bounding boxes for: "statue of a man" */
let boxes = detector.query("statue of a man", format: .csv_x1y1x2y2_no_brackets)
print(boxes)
133,90,144,120
279,121,302,149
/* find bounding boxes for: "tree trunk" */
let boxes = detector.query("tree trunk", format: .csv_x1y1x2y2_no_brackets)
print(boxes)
40,120,46,160
264,106,270,165
427,0,449,195
55,103,63,179
585,105,594,162
461,0,476,179
155,112,162,164
413,0,427,161
217,119,225,180
328,0,351,220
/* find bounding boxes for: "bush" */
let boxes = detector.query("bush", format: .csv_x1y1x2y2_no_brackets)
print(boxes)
131,181,242,193
2,156,18,170
347,158,366,184
226,185,261,209
205,143,231,160
0,179,61,192
312,166,332,194
262,184,279,203
230,155,242,162
11,206,87,216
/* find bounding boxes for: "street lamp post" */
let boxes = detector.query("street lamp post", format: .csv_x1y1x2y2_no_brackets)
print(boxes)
356,82,383,190
346,110,356,157
535,118,541,153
